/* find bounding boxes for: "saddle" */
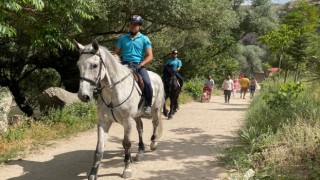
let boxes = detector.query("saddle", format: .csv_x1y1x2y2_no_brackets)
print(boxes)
122,62,145,92
132,71,144,91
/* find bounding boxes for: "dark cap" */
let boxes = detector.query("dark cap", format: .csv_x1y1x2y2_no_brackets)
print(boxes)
172,50,178,54
129,15,143,25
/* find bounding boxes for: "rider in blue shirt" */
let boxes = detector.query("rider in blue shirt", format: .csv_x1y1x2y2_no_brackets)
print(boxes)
163,50,184,88
113,15,153,116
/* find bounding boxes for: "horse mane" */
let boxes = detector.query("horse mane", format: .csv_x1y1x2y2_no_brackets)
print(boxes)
99,45,130,76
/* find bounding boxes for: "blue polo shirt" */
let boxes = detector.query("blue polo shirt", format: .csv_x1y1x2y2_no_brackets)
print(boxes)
165,58,182,71
116,32,152,63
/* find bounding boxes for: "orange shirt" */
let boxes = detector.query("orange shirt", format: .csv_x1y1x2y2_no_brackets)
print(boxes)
240,78,250,88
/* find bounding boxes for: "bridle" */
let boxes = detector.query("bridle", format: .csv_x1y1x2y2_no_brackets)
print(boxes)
79,51,135,122
80,52,106,92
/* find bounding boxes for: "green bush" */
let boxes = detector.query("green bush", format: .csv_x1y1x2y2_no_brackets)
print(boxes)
41,102,97,129
2,124,27,142
263,81,305,109
183,77,204,98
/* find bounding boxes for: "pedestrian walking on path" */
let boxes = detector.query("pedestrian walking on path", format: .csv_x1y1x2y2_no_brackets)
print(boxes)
222,75,234,103
240,75,250,99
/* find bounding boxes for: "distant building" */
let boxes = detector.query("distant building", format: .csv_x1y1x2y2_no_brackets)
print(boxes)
268,68,279,77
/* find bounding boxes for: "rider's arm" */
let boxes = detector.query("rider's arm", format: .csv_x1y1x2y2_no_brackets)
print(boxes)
113,36,122,60
113,47,121,56
140,48,153,67
177,60,182,71
113,47,121,62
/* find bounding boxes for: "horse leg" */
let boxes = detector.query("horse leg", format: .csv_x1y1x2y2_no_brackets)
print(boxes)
173,98,178,114
150,107,163,150
88,120,112,180
168,95,174,119
173,91,180,114
122,120,133,179
175,90,180,110
134,117,144,161
163,94,169,117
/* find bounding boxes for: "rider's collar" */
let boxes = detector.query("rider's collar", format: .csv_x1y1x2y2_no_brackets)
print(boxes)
126,32,142,38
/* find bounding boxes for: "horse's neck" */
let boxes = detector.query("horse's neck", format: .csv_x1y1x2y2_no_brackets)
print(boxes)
99,48,132,100
101,48,130,85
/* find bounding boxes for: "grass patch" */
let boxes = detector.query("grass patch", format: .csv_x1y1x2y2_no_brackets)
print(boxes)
258,119,320,179
0,102,97,164
222,79,320,179
178,91,194,104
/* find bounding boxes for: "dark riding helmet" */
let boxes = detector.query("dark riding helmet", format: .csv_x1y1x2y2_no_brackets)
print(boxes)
129,15,143,25
172,50,178,54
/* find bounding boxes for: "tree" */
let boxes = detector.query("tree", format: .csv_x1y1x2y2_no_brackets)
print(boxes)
232,0,278,40
0,0,94,116
257,24,299,82
234,44,265,76
281,1,320,81
0,0,44,37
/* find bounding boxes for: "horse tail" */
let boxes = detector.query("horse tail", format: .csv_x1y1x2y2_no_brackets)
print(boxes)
152,72,165,141
155,112,163,140
156,81,165,140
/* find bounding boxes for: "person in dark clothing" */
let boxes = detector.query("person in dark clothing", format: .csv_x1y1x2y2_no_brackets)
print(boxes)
162,50,183,88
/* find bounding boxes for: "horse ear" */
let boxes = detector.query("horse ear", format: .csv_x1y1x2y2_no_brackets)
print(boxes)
73,39,84,52
92,40,99,53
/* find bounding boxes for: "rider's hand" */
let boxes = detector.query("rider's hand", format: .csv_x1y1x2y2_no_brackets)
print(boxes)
135,64,143,71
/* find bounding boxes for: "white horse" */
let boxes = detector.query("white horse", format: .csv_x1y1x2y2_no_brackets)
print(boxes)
73,40,165,179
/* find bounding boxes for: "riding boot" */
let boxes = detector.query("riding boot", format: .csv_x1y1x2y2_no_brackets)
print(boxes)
144,106,151,116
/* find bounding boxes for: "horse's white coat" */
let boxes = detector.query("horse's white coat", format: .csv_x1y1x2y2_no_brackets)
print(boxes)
74,40,164,179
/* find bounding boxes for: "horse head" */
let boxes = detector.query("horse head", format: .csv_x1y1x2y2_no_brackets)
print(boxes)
73,40,107,102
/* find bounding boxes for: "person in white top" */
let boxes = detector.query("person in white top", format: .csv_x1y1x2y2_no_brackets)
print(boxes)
203,75,215,100
204,76,215,89
222,75,234,103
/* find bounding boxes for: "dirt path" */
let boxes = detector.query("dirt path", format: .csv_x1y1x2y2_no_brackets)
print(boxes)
0,94,250,180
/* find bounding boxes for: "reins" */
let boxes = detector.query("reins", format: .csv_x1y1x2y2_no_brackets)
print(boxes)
79,51,135,122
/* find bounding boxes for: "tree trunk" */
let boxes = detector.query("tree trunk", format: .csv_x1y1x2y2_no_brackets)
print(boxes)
278,53,282,83
294,62,299,82
284,69,288,83
8,82,33,116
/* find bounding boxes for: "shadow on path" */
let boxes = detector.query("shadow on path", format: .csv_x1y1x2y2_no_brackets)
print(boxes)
5,129,238,180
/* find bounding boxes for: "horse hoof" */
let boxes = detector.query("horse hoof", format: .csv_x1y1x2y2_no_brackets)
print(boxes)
168,115,173,119
88,175,96,180
150,141,157,151
134,153,143,161
122,169,132,179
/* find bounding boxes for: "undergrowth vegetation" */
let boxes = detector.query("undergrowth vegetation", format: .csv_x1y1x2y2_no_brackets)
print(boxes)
183,77,222,100
0,102,97,164
223,78,320,179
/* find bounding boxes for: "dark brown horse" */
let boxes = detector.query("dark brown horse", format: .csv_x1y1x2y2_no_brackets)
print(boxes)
162,66,181,119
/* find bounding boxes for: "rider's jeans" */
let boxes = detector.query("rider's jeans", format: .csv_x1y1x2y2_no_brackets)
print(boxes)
122,61,153,107
138,67,153,106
